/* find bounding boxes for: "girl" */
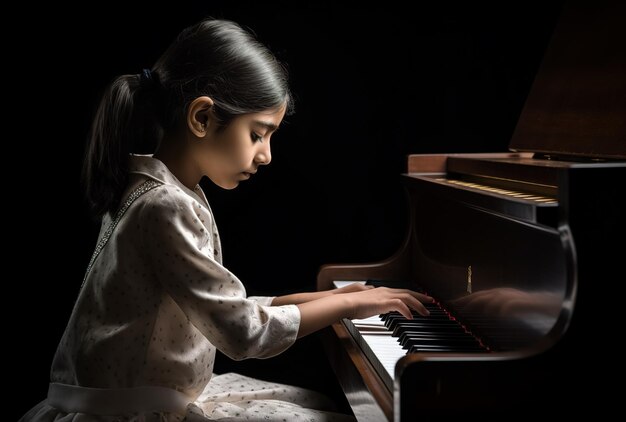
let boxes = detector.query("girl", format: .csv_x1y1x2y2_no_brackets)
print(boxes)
20,18,431,422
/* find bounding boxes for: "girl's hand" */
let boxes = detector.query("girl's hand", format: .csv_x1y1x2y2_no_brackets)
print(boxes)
295,286,434,338
345,287,433,319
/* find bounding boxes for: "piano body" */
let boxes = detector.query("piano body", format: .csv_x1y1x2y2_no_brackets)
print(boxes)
317,3,625,420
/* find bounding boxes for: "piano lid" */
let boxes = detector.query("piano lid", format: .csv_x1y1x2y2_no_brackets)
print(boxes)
509,2,626,160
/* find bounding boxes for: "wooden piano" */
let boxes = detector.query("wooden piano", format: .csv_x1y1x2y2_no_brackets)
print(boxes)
317,3,625,420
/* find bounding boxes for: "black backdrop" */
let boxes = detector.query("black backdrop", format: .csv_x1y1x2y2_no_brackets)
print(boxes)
13,1,561,417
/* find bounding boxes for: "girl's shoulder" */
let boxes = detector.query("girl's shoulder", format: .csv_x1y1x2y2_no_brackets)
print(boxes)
135,182,215,245
138,181,212,221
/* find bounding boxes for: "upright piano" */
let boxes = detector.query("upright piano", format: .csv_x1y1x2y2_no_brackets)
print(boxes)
317,3,625,420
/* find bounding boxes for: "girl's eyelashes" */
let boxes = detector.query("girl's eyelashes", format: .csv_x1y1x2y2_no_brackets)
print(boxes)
251,132,263,143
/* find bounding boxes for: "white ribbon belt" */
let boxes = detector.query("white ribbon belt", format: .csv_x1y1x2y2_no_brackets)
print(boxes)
48,382,190,415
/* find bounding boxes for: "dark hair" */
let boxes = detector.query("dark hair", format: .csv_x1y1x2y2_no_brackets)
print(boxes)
82,19,293,217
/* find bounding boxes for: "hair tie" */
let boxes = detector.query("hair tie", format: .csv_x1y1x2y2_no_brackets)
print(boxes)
140,68,154,87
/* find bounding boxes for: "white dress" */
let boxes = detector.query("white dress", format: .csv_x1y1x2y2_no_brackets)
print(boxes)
20,155,355,422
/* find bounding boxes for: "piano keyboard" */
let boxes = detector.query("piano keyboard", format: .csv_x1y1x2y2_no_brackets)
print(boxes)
335,281,488,391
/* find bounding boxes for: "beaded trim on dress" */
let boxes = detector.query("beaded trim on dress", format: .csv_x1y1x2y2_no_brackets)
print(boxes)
82,179,162,286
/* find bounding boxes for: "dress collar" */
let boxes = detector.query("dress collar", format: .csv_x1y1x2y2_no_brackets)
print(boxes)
128,154,209,207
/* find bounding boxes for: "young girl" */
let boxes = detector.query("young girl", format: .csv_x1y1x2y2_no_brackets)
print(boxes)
20,18,431,422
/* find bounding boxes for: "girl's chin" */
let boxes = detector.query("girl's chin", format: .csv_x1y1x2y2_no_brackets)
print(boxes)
218,181,239,190
205,174,241,190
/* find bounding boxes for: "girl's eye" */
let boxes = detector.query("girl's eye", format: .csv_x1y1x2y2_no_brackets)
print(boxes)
251,132,263,143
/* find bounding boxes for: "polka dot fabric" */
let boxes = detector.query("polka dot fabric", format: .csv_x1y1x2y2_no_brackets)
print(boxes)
20,155,355,422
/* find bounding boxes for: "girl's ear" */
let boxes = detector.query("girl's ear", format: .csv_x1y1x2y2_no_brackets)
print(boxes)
187,96,215,138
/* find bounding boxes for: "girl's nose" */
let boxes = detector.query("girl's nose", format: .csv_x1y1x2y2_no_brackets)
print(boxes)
255,143,272,165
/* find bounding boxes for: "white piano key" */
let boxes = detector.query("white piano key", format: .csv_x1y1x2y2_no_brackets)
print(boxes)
351,315,387,330
361,333,407,380
333,280,367,288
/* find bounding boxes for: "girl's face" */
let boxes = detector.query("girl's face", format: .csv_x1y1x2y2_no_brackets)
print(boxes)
200,106,286,189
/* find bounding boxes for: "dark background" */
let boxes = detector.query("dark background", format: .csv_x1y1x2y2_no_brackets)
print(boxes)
12,1,562,417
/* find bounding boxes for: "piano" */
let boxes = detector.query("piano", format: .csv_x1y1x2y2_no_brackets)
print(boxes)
317,3,625,420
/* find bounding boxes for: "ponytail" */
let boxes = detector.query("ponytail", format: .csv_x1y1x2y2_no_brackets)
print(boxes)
82,71,161,217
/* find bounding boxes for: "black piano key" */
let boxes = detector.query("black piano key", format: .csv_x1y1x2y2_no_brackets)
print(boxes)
385,316,454,330
388,321,462,333
398,329,468,338
398,332,472,347
385,318,455,331
381,317,446,328
398,331,469,341
401,333,477,342
409,345,485,353
389,322,463,333
404,337,481,348
405,316,454,324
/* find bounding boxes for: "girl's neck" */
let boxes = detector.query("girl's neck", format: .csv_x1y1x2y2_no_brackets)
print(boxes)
153,138,201,190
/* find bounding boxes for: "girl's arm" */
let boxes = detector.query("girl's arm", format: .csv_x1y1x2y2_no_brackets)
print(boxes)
295,287,433,338
271,283,374,306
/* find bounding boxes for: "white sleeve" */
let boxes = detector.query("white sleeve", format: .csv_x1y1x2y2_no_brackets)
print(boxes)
140,187,300,360
247,296,276,306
